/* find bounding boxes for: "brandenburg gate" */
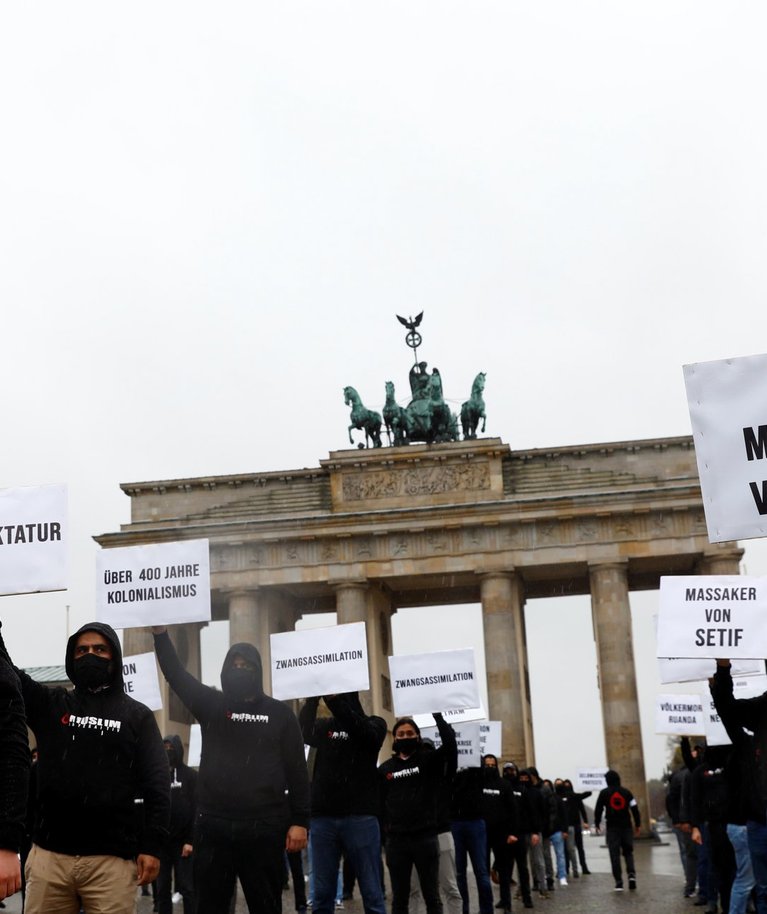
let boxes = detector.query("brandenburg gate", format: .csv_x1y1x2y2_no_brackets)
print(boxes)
97,434,741,829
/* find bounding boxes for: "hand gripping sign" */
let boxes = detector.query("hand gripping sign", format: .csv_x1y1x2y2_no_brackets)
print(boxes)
270,622,369,701
96,539,211,629
684,352,767,542
0,484,67,596
388,648,479,718
657,575,767,660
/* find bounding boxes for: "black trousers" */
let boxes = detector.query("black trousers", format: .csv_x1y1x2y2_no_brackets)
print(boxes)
386,833,443,914
194,812,287,914
606,826,635,883
507,835,531,904
157,844,194,914
486,826,512,908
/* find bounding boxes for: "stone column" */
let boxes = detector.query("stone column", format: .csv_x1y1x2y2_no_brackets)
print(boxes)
696,548,744,576
334,581,395,722
228,589,273,695
481,572,534,766
589,561,650,833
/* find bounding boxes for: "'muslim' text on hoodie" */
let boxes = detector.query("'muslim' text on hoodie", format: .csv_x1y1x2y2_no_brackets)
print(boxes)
14,622,170,859
154,631,310,826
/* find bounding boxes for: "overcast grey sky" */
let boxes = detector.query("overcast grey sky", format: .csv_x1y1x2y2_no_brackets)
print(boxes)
2,2,767,780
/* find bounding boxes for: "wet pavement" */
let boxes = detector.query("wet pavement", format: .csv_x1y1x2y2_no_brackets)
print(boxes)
0,833,716,913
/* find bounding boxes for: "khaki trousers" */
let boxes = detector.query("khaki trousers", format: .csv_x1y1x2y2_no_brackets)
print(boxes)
25,843,137,914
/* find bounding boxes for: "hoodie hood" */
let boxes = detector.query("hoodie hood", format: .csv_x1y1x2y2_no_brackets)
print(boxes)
324,692,365,716
164,733,185,766
605,769,621,787
220,641,264,699
65,622,123,689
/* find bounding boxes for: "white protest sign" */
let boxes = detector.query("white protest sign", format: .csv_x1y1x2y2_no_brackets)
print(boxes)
413,706,487,729
388,648,479,717
96,539,211,628
655,693,705,736
121,652,163,711
657,576,767,659
658,655,762,685
684,352,767,543
187,724,202,767
0,484,67,596
421,721,482,767
575,768,607,791
270,622,369,701
702,672,767,746
479,721,502,758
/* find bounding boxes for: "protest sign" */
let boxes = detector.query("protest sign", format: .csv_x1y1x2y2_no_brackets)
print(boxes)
0,484,67,596
270,622,369,701
96,539,211,628
479,721,502,758
684,352,767,542
702,672,767,746
575,768,607,792
655,693,705,736
657,575,767,659
413,706,486,729
188,724,202,767
121,652,163,711
658,655,762,685
420,721,481,767
388,648,479,717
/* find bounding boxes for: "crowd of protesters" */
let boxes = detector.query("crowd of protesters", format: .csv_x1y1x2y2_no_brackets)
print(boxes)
664,660,767,914
0,621,651,914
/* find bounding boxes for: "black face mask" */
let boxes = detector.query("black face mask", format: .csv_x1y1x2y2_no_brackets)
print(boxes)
221,667,261,701
393,737,419,755
166,748,179,767
72,654,112,691
483,765,500,781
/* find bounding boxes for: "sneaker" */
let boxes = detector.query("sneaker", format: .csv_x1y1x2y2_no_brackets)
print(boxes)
546,879,554,891
628,875,636,892
615,882,624,892
582,868,591,875
559,878,568,887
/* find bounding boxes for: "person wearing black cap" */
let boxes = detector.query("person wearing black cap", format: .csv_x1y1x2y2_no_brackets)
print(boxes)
378,713,457,914
153,626,310,914
12,622,170,914
299,692,387,914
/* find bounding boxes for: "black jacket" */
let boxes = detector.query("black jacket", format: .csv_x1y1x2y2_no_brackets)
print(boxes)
0,625,29,853
164,734,197,846
594,770,640,831
378,714,457,837
16,622,169,859
154,631,310,827
300,693,386,818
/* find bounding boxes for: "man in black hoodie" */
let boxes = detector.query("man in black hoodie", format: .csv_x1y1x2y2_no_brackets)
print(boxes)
153,626,310,914
156,734,197,914
14,621,170,914
300,692,387,914
594,769,641,892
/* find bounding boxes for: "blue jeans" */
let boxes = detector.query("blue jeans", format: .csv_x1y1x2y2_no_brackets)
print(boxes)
748,820,767,914
728,824,755,914
451,820,494,914
310,816,385,914
549,832,566,880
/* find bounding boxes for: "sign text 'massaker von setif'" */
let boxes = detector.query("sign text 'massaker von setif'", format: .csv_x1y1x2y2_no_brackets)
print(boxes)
657,575,767,660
